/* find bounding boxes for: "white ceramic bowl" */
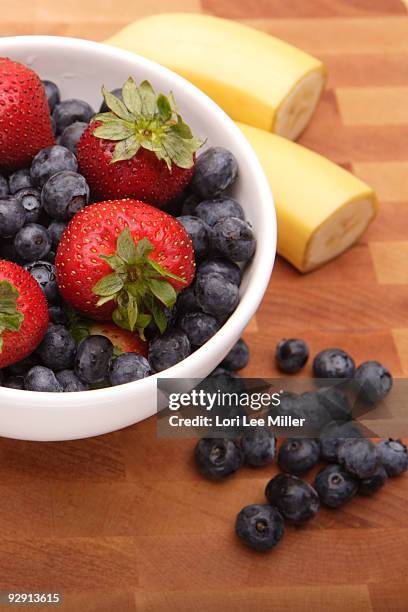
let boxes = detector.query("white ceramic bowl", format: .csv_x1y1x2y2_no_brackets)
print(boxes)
0,36,276,441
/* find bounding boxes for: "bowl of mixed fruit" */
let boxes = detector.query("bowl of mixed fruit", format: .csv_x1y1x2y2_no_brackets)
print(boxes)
0,36,275,441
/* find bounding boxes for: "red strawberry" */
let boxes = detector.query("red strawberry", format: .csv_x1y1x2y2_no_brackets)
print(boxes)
55,199,195,337
76,78,202,206
89,322,147,356
0,260,49,368
0,58,55,172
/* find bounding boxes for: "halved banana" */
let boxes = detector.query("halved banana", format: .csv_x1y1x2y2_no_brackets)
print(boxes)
106,13,326,140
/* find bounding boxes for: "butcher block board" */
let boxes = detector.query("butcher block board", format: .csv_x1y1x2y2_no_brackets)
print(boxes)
1,1,408,611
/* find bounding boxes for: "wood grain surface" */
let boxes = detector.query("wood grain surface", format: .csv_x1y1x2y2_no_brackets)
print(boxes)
1,2,408,611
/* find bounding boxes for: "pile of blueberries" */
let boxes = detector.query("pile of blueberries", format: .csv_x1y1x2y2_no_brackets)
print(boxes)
0,80,256,392
195,339,407,552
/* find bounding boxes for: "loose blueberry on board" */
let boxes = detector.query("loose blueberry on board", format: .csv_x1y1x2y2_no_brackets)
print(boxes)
359,465,388,496
99,88,123,112
48,304,69,326
221,338,249,371
148,329,191,373
313,348,355,380
56,369,90,392
337,438,382,479
195,197,245,227
109,353,151,386
313,464,358,508
24,260,59,303
37,324,76,371
15,187,42,224
274,391,298,418
353,361,393,404
8,168,33,194
48,220,67,249
24,366,63,392
377,439,408,477
195,438,244,480
211,217,256,263
316,386,352,424
42,80,61,112
177,215,210,261
41,171,90,221
52,99,95,135
241,427,276,466
235,504,284,552
178,312,220,348
0,174,8,196
74,335,114,384
30,145,78,187
59,122,88,154
3,375,25,389
275,338,309,374
319,421,363,463
14,223,52,262
191,146,238,199
278,438,321,475
0,197,26,237
195,272,239,318
293,391,331,431
265,473,320,524
197,258,242,287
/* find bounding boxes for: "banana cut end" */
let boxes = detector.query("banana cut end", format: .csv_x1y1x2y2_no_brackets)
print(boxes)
303,196,378,272
275,69,326,140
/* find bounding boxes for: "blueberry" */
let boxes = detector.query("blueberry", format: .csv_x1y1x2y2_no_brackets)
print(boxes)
99,88,123,113
148,329,191,373
14,223,52,262
241,427,276,466
41,171,90,221
59,121,88,154
176,215,210,261
5,353,40,376
144,307,176,342
195,197,244,227
181,194,199,216
313,464,358,508
316,386,352,423
0,197,26,237
195,438,243,480
24,260,59,303
236,504,284,552
198,258,242,286
56,369,90,392
278,438,320,475
319,421,363,463
15,187,42,224
293,391,331,431
52,99,95,135
265,473,320,524
8,168,32,194
3,375,25,389
195,272,239,318
24,366,63,392
175,284,201,315
191,147,238,199
353,361,392,404
75,335,113,384
313,348,355,380
377,439,408,477
48,220,67,249
31,145,78,187
337,438,382,479
178,311,219,348
220,338,249,371
275,338,309,374
273,391,298,418
37,324,76,371
0,174,8,196
48,304,69,326
42,80,60,112
211,217,256,263
109,353,151,386
359,465,388,496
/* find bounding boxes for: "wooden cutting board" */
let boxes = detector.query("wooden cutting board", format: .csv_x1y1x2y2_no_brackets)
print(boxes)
1,2,408,611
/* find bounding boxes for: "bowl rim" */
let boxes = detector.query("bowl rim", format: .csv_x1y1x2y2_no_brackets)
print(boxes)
0,35,276,407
